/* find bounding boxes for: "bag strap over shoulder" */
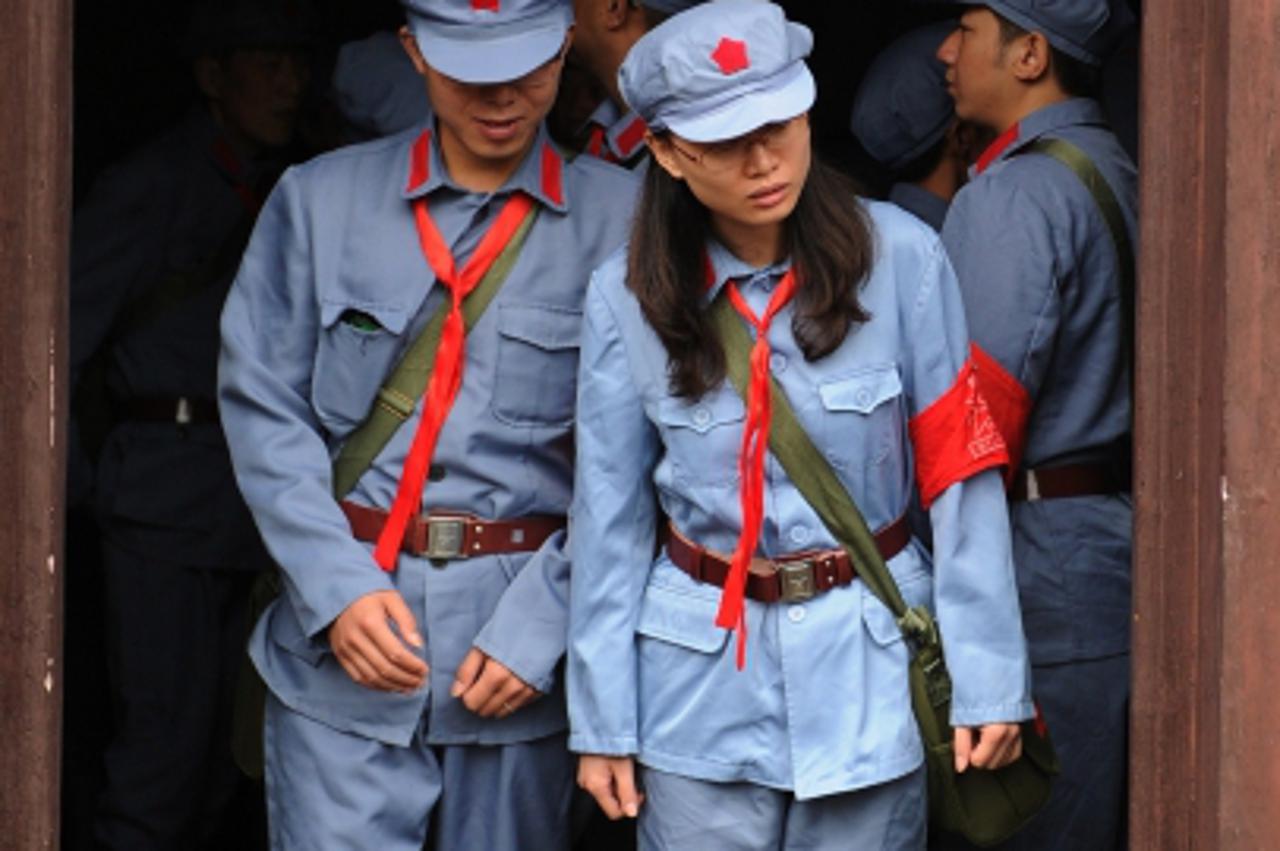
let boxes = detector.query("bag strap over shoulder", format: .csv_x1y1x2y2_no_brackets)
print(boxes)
1022,137,1136,379
330,203,541,498
708,298,925,629
710,293,952,706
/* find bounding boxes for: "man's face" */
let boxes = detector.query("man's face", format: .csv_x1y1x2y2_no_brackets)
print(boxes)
422,41,568,167
208,47,311,151
937,9,1016,131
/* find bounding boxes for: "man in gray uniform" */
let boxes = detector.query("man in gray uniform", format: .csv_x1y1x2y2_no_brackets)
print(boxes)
936,1,1136,848
218,1,639,848
850,21,980,233
68,2,314,848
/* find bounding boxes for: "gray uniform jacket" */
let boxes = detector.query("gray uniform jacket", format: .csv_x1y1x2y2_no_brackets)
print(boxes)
941,98,1136,664
218,123,640,746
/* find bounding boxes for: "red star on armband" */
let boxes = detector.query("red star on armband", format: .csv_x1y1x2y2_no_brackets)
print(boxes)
711,37,750,75
472,0,500,11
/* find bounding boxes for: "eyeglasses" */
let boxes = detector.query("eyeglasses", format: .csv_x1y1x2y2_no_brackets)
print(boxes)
668,116,808,174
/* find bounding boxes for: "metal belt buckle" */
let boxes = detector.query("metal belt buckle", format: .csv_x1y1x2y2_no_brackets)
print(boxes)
778,560,816,603
424,517,467,560
1024,469,1042,502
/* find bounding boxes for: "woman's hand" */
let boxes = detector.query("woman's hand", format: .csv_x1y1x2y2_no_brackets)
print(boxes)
954,723,1022,772
578,754,644,820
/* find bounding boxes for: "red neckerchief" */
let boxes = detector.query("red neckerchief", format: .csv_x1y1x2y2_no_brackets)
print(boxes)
974,122,1021,175
372,156,535,570
708,258,799,668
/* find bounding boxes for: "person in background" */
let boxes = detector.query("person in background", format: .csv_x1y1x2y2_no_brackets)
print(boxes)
936,1,1137,847
850,21,983,233
568,3,1032,849
563,0,704,167
68,2,315,848
218,1,640,848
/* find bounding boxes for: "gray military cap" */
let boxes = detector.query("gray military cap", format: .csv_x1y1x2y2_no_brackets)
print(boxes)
619,0,814,143
401,0,572,85
973,0,1136,66
850,22,956,171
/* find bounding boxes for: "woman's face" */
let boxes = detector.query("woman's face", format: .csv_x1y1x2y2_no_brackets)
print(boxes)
650,114,812,234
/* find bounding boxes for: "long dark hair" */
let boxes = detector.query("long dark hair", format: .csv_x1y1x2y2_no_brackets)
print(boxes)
626,145,876,399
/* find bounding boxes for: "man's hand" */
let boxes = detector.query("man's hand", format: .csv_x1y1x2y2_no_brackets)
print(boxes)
451,647,539,718
329,590,428,693
954,723,1022,773
578,755,643,820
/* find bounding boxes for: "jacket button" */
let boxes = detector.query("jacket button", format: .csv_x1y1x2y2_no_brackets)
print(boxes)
789,525,811,545
428,464,446,482
692,406,712,428
788,605,806,623
769,352,787,373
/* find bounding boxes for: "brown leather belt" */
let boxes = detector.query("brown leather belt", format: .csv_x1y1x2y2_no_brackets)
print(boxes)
664,517,910,604
340,501,565,560
1009,462,1130,502
118,396,220,426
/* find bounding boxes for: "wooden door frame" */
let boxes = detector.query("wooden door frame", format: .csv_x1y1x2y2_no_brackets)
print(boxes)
1131,0,1280,847
0,0,73,847
4,0,1280,847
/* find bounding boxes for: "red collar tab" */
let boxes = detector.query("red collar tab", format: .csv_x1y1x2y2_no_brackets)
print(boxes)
472,0,500,11
540,141,564,207
613,115,648,159
712,37,750,75
406,129,432,194
975,123,1021,175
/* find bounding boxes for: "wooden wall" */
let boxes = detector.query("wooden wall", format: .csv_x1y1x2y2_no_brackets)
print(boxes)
1132,0,1280,847
0,0,73,847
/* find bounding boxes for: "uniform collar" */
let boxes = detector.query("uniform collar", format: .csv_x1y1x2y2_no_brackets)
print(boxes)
583,99,649,163
888,183,949,233
973,98,1108,176
702,238,792,304
401,120,570,213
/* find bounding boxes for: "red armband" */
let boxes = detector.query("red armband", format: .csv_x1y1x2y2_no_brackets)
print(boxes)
969,344,1032,480
908,354,1013,509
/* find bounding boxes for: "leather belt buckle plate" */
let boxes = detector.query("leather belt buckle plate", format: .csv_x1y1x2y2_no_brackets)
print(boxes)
424,516,468,559
778,560,817,603
1023,469,1042,502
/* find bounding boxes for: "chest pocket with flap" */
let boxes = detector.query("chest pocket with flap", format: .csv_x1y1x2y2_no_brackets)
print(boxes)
312,299,410,433
816,363,905,471
491,303,582,428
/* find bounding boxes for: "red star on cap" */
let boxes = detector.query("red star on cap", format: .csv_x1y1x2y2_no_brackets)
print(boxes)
711,37,749,75
472,0,500,10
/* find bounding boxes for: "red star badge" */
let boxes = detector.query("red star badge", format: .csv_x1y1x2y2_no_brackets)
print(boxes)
472,0,500,10
711,37,750,75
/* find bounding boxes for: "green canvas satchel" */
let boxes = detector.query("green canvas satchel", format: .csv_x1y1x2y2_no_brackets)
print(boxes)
230,203,541,777
710,298,1058,846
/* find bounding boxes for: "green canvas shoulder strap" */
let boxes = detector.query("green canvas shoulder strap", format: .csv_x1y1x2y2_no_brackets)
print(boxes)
1022,137,1136,372
330,204,540,498
707,298,934,635
709,293,953,705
